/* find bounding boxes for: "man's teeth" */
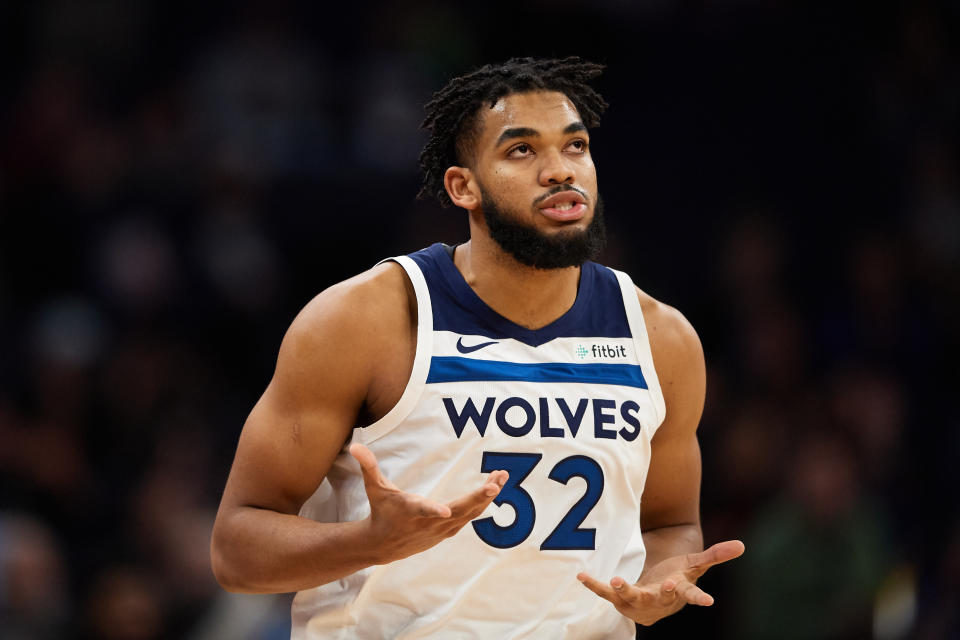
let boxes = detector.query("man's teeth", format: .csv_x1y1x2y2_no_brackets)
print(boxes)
554,202,574,211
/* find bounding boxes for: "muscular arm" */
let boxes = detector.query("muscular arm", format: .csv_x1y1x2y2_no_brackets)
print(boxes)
210,265,400,593
636,294,707,608
578,289,743,624
210,264,506,593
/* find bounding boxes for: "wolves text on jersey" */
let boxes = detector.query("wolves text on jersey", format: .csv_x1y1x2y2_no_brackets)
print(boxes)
442,396,643,442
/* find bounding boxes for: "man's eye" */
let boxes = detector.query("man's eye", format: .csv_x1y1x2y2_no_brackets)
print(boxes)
510,144,532,157
569,140,587,152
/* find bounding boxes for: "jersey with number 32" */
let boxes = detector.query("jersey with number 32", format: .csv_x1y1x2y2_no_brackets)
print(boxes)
292,243,666,639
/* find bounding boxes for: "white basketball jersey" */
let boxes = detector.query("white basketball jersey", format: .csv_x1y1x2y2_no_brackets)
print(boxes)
292,243,666,639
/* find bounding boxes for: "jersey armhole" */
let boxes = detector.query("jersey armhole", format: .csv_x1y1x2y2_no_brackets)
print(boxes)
611,269,667,429
354,255,433,444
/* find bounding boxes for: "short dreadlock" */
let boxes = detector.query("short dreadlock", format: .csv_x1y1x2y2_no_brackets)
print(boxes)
418,57,608,207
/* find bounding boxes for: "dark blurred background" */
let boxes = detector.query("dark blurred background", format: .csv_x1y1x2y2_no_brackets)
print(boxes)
1,1,958,639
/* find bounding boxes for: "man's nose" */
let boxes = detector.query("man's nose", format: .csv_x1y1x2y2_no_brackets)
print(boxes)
538,150,575,185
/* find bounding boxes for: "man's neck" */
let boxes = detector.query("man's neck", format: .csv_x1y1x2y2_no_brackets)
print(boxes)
453,235,582,331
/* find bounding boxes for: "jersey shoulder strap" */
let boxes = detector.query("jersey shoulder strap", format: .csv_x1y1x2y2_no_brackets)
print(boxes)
358,254,434,442
609,268,667,427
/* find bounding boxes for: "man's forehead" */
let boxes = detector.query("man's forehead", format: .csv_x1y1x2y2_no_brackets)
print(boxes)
479,91,582,137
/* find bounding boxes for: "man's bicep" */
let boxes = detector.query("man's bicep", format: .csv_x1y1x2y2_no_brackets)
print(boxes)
222,383,357,516
219,290,372,517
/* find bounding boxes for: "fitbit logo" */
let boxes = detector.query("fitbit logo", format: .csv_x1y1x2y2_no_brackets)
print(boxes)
575,343,628,360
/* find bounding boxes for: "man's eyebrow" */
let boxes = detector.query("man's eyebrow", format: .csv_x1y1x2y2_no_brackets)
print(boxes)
494,122,588,148
495,127,540,147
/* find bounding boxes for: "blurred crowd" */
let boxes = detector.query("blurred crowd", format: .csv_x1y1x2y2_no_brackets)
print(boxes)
0,1,957,639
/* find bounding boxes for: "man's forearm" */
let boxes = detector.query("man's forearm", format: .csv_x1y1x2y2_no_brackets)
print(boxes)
211,506,377,594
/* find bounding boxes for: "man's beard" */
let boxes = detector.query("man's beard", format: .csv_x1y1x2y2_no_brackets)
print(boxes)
480,186,607,270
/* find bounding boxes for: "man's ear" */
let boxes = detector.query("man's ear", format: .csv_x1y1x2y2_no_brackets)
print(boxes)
444,166,480,210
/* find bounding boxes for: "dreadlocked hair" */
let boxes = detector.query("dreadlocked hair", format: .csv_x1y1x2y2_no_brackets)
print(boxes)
418,57,608,207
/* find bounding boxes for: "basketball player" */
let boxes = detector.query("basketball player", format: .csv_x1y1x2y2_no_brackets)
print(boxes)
211,57,745,638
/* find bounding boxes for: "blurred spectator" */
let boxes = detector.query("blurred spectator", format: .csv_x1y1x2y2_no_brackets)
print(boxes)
732,429,892,639
82,566,164,640
95,216,180,314
914,519,960,639
350,52,430,173
186,10,332,184
0,513,70,640
192,199,284,314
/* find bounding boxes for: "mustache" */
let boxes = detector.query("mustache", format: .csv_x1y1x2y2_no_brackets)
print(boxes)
532,184,589,206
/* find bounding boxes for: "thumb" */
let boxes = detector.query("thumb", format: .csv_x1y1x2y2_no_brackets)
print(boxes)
350,443,389,491
687,540,746,572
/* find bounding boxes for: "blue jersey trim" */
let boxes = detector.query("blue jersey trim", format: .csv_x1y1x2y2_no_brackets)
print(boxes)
407,244,631,347
426,356,648,389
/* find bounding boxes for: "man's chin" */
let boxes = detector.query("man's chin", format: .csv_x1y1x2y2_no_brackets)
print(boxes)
483,196,606,270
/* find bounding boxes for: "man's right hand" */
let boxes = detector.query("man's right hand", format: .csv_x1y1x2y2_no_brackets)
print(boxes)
350,443,508,564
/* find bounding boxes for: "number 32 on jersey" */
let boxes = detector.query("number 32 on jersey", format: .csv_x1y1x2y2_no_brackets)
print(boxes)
472,451,604,550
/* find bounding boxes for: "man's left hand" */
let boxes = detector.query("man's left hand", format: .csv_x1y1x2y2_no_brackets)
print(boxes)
577,540,745,626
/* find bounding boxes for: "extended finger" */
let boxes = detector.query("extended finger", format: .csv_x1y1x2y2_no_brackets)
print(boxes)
446,470,508,518
672,579,714,607
685,540,746,573
577,572,619,603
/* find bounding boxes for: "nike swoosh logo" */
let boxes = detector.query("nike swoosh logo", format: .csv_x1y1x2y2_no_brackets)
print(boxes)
456,337,499,353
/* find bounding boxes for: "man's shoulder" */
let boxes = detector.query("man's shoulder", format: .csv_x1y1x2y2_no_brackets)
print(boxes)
632,285,704,386
282,261,415,362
